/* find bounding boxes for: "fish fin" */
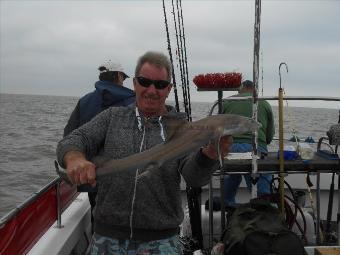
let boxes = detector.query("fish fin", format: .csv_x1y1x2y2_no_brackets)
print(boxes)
218,140,224,168
211,131,224,168
137,171,149,180
137,161,160,180
144,161,159,171
165,118,187,142
213,136,224,168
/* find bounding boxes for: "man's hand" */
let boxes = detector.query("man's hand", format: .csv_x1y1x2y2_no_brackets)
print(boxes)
201,135,233,160
64,151,96,186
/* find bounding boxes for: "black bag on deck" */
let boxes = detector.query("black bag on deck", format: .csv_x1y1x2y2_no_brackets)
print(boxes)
222,199,306,255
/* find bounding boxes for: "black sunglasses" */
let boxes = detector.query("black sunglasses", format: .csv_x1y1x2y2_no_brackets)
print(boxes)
135,76,170,90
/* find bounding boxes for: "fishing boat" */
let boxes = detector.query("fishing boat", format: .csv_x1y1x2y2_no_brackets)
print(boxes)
1,98,340,255
1,143,340,255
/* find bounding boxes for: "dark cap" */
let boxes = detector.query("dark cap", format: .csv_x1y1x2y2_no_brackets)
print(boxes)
241,80,254,88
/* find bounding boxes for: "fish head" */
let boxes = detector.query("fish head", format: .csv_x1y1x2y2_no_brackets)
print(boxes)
208,114,261,167
209,114,261,137
224,114,261,136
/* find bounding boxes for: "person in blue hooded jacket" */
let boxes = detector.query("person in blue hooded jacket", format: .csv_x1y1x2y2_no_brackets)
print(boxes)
64,61,135,136
63,60,135,229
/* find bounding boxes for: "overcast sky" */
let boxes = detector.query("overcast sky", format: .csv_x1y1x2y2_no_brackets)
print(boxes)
1,0,339,109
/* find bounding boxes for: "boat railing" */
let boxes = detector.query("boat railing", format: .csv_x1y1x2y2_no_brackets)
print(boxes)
0,177,59,227
0,177,78,255
208,96,340,116
205,95,340,249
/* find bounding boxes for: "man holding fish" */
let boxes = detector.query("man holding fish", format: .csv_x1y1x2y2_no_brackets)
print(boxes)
57,51,257,254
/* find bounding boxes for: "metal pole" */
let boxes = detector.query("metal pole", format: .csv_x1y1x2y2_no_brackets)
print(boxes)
278,87,285,214
56,180,63,228
223,96,340,102
251,0,261,201
218,91,226,234
316,172,321,244
278,62,288,214
337,173,340,245
208,179,213,249
337,107,340,244
209,96,340,116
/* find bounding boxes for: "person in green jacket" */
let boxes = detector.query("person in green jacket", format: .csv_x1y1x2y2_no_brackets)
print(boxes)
223,80,275,207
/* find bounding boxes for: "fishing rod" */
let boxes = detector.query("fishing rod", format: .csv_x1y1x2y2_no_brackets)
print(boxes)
178,0,192,121
278,62,288,214
165,1,199,249
171,0,189,120
162,0,180,113
176,0,191,121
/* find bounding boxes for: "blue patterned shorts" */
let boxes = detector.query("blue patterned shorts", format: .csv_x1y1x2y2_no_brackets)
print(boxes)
86,233,182,255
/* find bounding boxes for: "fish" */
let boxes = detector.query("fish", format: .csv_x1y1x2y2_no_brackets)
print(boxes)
56,114,260,184
95,114,260,178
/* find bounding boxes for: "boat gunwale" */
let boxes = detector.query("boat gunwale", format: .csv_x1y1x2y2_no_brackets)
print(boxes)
0,177,60,227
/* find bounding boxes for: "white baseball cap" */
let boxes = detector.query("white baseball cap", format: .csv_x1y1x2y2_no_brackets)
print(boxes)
98,60,129,78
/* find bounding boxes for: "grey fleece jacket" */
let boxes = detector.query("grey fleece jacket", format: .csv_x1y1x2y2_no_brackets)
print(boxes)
56,105,219,241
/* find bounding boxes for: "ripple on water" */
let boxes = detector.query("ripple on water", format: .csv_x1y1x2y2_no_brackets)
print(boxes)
6,132,23,138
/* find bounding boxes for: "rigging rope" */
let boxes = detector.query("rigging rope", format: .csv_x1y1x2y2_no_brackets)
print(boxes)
162,0,180,113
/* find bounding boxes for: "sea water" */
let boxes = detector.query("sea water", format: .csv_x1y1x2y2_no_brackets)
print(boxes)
0,93,339,218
